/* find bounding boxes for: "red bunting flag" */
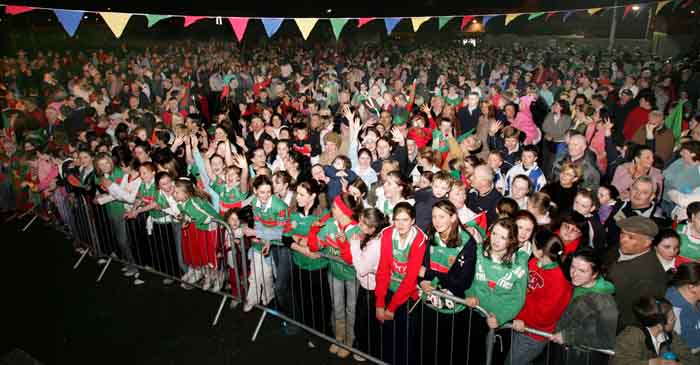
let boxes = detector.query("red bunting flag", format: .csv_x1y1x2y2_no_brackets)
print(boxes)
357,17,374,27
545,11,557,20
184,16,206,27
227,17,249,42
5,5,34,15
460,15,475,30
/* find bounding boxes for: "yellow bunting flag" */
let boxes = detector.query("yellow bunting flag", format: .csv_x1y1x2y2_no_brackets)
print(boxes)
411,17,431,32
587,8,603,15
100,12,132,38
504,13,523,26
656,0,672,14
294,18,318,40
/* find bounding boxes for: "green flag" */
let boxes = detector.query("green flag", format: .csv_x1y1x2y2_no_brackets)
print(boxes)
146,14,171,28
330,18,349,40
528,12,546,20
664,100,685,144
438,16,455,30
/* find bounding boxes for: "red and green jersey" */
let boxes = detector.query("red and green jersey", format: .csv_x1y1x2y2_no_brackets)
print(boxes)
95,167,126,216
137,180,157,205
431,129,449,153
422,229,471,314
677,224,700,263
317,217,362,281
178,196,221,231
284,209,329,271
251,195,289,248
465,245,529,325
210,179,248,212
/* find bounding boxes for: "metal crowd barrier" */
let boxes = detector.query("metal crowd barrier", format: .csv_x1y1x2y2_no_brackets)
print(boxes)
17,191,617,365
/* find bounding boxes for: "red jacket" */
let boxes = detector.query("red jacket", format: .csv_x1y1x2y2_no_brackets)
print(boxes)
622,106,651,141
515,258,573,341
375,226,427,313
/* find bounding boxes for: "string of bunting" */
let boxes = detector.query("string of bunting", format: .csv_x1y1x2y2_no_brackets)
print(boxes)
1,0,694,41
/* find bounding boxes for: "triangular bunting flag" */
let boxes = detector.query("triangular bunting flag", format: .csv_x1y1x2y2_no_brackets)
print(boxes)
330,18,349,40
295,18,318,40
53,9,84,37
100,12,132,38
5,6,34,15
482,15,494,26
438,16,455,30
262,18,283,38
227,17,249,42
410,17,430,32
184,16,206,27
146,15,171,28
528,12,546,20
587,8,603,16
357,18,374,27
460,16,475,30
504,13,523,26
656,0,672,14
563,11,575,22
623,5,634,18
384,18,401,34
545,11,557,20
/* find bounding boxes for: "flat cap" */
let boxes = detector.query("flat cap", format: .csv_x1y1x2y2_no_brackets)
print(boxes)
617,215,658,238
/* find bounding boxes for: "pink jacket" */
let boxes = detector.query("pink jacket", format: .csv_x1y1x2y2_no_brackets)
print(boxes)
511,95,541,145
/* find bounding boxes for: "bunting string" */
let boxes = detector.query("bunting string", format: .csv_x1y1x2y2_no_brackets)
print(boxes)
1,1,693,41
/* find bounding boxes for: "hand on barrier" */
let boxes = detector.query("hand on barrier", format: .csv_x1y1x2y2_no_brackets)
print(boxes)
376,307,385,323
465,296,479,308
550,332,564,344
486,313,499,329
261,242,271,256
511,319,526,333
384,310,395,321
419,280,434,296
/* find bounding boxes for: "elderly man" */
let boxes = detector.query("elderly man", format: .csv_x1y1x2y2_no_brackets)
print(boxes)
551,132,601,190
467,164,503,225
606,176,667,242
604,216,666,330
631,110,675,165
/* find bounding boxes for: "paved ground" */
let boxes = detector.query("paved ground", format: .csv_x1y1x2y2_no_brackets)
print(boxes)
0,215,350,365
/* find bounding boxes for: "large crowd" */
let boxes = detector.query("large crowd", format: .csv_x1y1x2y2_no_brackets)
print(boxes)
2,38,700,365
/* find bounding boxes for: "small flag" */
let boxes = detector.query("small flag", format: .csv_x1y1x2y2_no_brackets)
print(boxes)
227,17,249,42
357,17,374,27
262,18,284,38
460,15,475,30
295,18,318,40
330,18,349,40
184,16,206,27
384,18,401,34
587,8,603,16
656,0,672,14
100,12,132,38
438,16,455,30
664,100,686,144
54,9,84,37
145,15,171,28
411,17,430,32
5,6,34,15
482,15,495,26
505,13,523,26
528,12,546,20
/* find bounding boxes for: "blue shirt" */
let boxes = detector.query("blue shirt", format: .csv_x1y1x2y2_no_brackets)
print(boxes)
667,286,700,349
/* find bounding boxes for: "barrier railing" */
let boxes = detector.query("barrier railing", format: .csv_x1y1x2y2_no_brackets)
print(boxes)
17,192,617,365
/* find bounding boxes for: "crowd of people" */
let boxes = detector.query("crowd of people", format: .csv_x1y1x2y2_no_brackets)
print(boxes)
2,37,700,364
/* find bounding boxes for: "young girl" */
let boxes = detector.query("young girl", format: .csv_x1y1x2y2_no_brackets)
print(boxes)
551,249,618,365
210,154,249,214
375,171,414,221
464,218,529,363
508,230,573,365
283,180,332,346
349,208,388,361
242,175,289,311
93,153,139,280
654,229,681,272
308,193,362,359
573,189,606,253
173,177,222,291
375,202,427,365
527,192,555,227
508,174,531,210
514,210,537,256
418,200,478,365
224,207,250,298
448,182,486,242
596,184,619,224
676,202,700,266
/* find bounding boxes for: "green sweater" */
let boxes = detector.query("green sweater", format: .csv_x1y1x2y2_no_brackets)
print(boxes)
178,196,221,231
317,217,361,281
284,210,329,271
95,167,126,216
465,245,529,325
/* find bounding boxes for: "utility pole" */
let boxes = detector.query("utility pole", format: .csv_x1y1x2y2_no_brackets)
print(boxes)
608,0,618,51
645,5,657,54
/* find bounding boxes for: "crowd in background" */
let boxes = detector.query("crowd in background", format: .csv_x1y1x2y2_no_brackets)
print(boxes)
2,38,700,365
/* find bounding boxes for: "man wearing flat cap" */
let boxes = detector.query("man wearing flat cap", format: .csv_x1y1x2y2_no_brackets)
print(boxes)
605,216,667,330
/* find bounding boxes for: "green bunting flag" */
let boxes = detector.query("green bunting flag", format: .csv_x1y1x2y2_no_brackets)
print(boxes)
664,100,686,144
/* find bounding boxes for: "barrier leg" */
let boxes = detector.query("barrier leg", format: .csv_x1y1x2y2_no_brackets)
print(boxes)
251,310,268,342
96,256,113,283
73,247,90,270
212,296,227,327
4,212,18,222
485,328,496,365
21,214,39,232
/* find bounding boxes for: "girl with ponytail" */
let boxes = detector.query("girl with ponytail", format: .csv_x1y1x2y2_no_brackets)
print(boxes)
173,177,223,290
508,230,573,365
